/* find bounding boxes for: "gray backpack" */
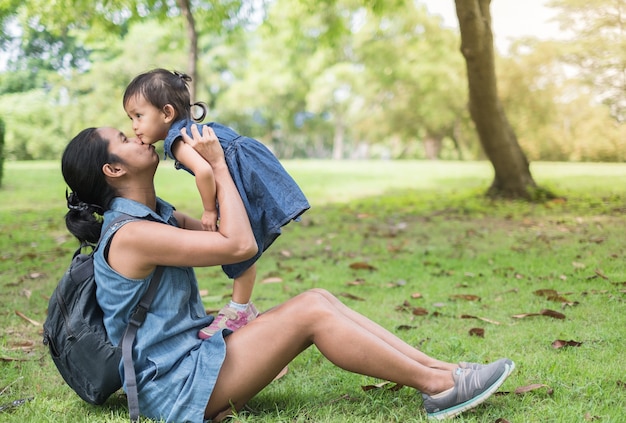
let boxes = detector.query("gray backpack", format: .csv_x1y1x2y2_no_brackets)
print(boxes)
43,215,162,422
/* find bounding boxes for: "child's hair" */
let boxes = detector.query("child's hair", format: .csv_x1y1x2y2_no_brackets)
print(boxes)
123,68,207,122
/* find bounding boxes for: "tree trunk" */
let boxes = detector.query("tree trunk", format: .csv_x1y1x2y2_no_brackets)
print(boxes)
332,118,345,160
177,0,198,102
454,0,550,200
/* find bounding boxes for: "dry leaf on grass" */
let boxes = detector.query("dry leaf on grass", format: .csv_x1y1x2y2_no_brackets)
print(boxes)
551,339,582,349
361,381,403,391
349,262,377,271
460,314,501,325
469,327,484,337
512,309,566,320
449,294,481,301
514,383,554,395
15,311,40,326
337,292,365,301
261,276,283,284
412,307,429,316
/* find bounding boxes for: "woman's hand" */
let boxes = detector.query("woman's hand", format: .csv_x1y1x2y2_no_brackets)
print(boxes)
180,125,225,168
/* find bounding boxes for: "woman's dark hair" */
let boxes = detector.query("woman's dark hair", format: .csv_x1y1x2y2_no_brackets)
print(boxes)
61,128,120,245
123,68,207,122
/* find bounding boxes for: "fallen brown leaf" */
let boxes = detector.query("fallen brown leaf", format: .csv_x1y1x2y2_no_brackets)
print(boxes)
15,311,40,326
514,383,553,395
469,327,484,337
396,325,418,330
361,381,402,391
534,289,559,297
337,292,365,301
540,309,566,319
412,307,429,316
460,314,501,325
0,356,29,362
595,269,609,280
261,276,283,284
449,294,481,301
349,262,377,271
551,339,582,349
584,412,601,421
512,309,565,320
411,292,423,299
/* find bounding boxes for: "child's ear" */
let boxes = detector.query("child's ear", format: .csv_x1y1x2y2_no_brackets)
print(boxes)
163,104,176,123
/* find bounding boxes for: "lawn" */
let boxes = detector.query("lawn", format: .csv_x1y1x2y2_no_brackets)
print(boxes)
1,160,625,422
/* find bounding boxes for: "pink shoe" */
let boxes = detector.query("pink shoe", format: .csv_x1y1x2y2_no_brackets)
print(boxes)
199,303,259,339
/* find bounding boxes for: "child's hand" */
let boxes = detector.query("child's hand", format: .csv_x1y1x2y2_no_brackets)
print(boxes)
202,209,219,232
180,125,224,168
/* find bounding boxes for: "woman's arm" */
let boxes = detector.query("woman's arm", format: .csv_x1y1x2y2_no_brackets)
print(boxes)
107,126,257,279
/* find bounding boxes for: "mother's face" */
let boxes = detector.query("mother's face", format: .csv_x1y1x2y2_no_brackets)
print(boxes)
97,127,159,172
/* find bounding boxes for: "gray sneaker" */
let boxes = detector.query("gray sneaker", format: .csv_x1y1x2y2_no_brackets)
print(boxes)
422,359,513,420
460,358,515,375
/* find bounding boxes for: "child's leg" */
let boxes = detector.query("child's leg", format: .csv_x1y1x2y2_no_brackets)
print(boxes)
199,264,258,339
231,264,256,305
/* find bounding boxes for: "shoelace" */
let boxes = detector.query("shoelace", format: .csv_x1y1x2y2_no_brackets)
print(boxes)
217,306,242,321
454,367,484,401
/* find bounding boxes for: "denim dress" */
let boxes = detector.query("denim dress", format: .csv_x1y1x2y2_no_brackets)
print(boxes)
164,119,310,278
94,197,224,423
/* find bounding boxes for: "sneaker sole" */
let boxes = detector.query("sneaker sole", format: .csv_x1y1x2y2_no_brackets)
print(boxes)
427,362,515,420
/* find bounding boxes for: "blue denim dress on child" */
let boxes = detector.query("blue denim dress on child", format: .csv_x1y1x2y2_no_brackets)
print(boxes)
94,197,224,423
164,119,310,278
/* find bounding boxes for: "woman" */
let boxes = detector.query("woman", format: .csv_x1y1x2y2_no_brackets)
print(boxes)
61,125,514,422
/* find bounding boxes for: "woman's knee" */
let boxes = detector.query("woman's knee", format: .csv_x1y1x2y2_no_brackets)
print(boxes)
307,288,334,299
292,289,336,317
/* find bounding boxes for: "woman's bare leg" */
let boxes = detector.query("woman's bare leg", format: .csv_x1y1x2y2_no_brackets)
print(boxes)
205,289,454,420
310,288,457,371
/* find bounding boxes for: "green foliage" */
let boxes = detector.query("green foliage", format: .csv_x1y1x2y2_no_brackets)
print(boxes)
1,160,625,422
0,89,69,160
0,116,4,185
547,0,626,123
498,39,626,162
0,0,625,161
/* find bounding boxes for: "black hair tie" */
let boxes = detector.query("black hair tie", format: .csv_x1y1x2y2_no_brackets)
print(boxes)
191,102,208,122
173,71,192,83
66,189,103,214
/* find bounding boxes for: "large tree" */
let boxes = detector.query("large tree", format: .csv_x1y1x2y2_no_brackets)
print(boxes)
455,0,553,200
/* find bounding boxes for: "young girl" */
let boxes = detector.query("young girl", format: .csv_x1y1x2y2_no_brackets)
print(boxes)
123,68,310,339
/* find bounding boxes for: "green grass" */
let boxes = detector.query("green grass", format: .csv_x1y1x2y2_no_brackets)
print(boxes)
1,160,625,422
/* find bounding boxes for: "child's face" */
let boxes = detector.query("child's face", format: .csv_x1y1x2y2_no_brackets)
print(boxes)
124,94,171,145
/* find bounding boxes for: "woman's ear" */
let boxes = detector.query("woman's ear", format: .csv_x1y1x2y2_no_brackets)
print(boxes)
163,104,176,123
102,162,126,178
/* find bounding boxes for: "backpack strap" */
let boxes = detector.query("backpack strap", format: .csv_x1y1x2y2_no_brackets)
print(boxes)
122,265,163,423
100,213,163,422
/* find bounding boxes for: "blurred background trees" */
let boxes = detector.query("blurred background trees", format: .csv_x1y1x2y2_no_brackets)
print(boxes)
0,0,624,163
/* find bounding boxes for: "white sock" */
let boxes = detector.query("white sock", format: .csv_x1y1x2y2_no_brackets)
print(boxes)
228,300,248,311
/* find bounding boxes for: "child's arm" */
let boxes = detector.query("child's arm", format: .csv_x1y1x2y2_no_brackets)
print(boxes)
171,138,218,231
